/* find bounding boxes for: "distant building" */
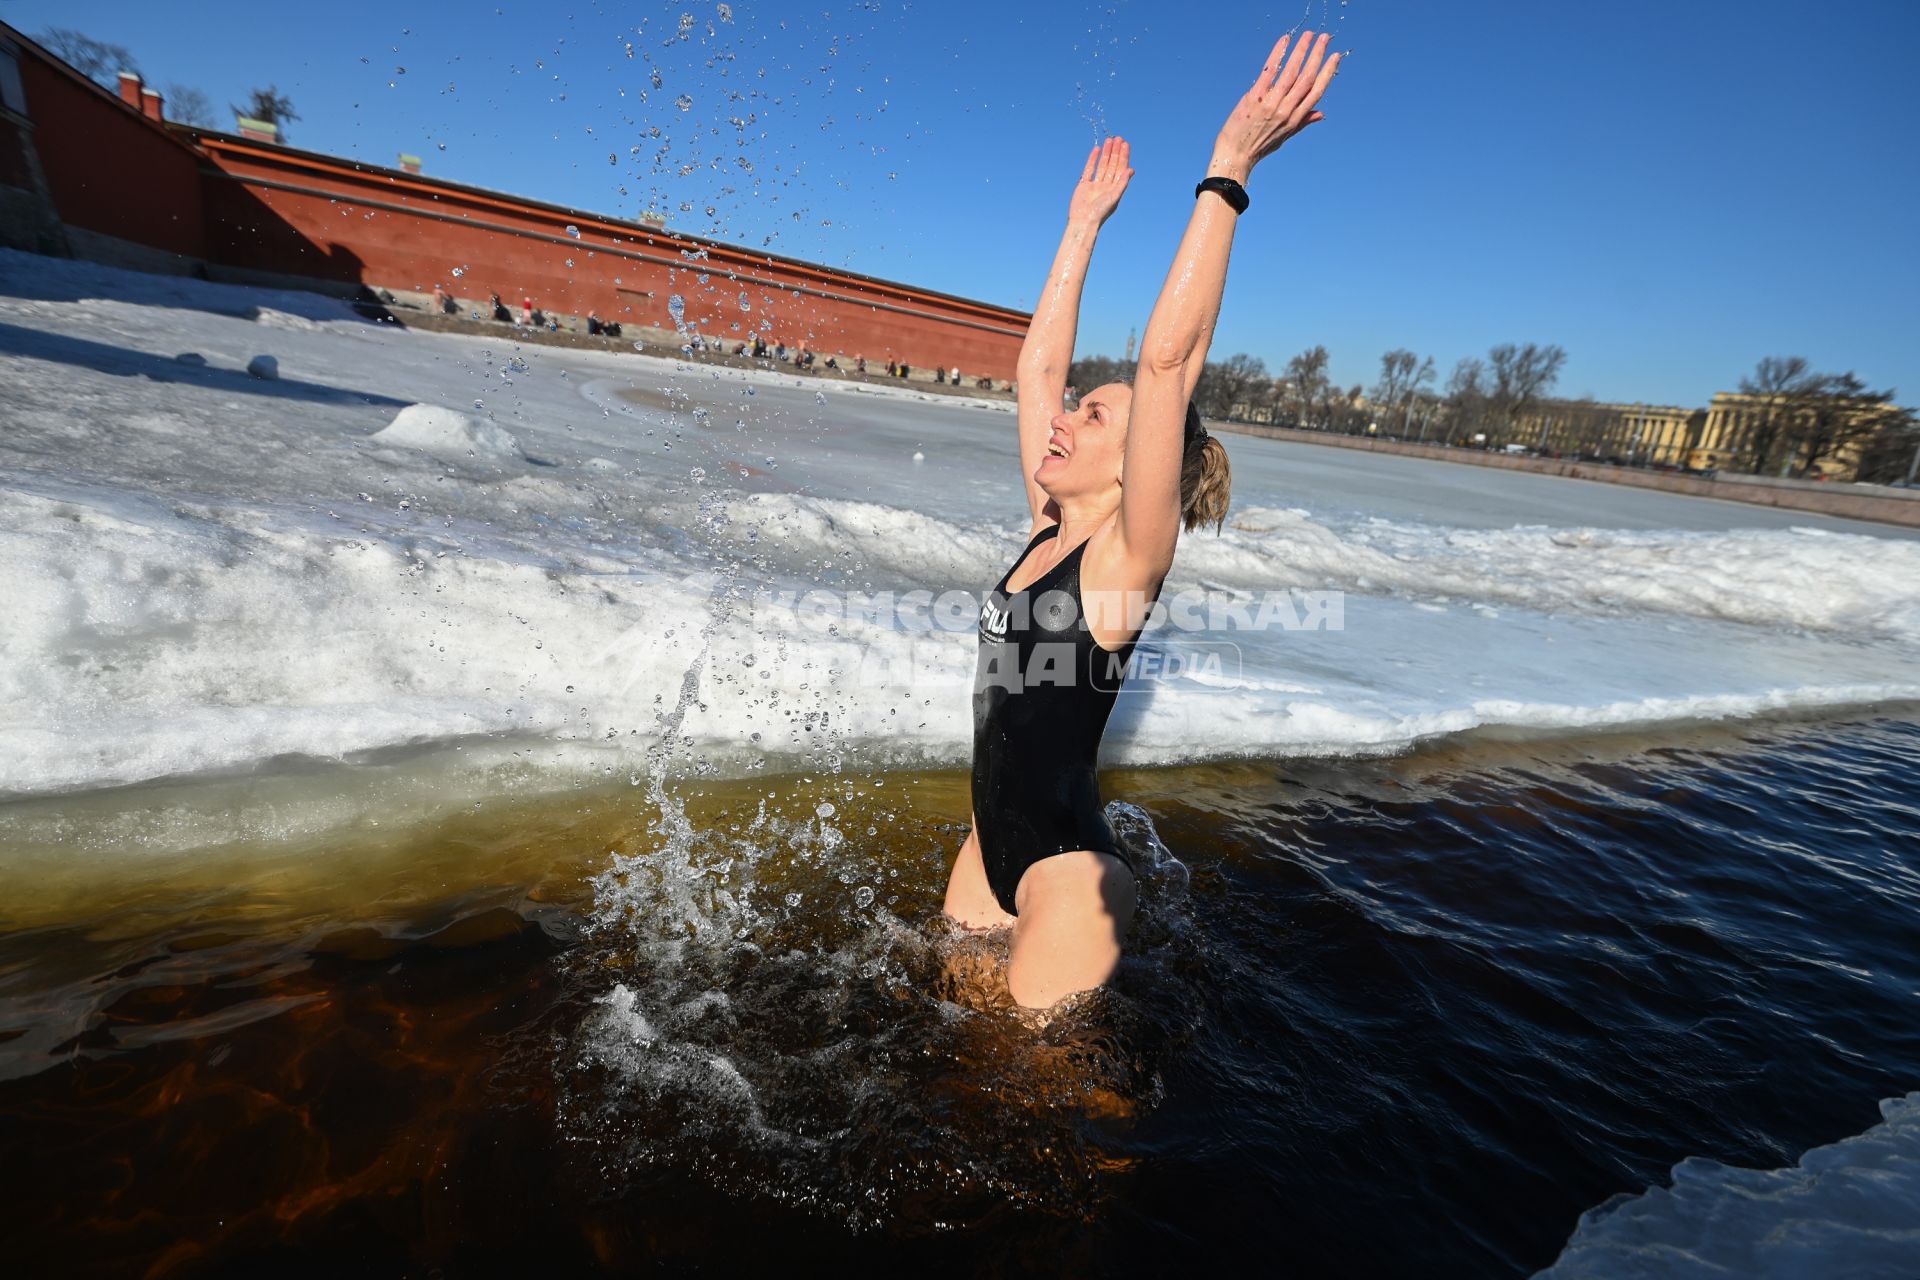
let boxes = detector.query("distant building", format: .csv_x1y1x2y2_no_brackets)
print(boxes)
1693,392,1892,480
1511,401,1706,466
1504,393,1902,479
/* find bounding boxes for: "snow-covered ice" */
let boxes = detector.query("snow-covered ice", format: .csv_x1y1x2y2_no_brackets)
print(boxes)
2,247,1918,797
1540,1092,1920,1279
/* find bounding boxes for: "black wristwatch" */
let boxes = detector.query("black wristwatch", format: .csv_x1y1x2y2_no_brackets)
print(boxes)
1195,175,1250,214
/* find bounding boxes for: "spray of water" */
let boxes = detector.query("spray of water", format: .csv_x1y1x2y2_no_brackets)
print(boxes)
553,519,1199,1222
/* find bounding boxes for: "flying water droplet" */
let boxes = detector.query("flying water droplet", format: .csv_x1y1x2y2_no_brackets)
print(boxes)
564,224,581,238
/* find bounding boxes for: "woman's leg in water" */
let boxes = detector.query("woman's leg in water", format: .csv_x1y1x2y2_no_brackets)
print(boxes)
1007,851,1135,1010
942,813,1016,930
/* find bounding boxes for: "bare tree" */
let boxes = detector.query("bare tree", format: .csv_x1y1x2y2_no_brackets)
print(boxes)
1189,361,1226,418
1787,372,1895,477
1852,405,1920,485
1333,383,1366,433
164,84,215,127
1205,353,1269,420
37,28,139,89
1487,342,1567,440
1405,357,1436,433
1735,355,1820,474
1444,357,1486,443
233,86,300,136
1284,345,1330,428
1371,349,1435,435
1407,389,1444,441
1066,354,1127,399
1371,349,1418,411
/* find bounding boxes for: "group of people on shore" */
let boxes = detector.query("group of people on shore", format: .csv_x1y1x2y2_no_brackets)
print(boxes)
425,284,999,391
730,334,825,369
705,335,1000,392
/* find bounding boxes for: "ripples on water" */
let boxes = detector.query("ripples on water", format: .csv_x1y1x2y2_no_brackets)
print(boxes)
0,715,1916,1276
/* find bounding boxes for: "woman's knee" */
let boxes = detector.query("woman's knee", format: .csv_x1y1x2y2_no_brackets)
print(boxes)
1004,854,1136,1009
1014,850,1135,927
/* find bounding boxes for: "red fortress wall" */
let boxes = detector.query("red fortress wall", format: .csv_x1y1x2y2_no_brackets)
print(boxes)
1,22,1028,380
190,132,1027,376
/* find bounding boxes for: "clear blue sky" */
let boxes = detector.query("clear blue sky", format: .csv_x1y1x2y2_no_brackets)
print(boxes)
7,0,1917,407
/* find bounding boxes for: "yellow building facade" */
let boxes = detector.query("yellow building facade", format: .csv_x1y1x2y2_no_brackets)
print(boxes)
1694,392,1883,479
1509,401,1706,466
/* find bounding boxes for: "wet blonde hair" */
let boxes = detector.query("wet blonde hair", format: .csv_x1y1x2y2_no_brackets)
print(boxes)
1180,402,1232,533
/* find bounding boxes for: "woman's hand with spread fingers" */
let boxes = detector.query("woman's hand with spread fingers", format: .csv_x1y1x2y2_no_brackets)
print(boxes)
1211,30,1341,181
1066,136,1134,230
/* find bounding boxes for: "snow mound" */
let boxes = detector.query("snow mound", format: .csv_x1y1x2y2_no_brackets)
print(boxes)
252,307,330,332
371,404,525,465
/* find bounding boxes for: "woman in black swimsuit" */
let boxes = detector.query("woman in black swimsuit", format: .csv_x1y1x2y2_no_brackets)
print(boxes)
942,29,1342,1009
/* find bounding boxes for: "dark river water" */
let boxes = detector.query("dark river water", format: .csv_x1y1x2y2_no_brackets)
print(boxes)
2,714,1917,1277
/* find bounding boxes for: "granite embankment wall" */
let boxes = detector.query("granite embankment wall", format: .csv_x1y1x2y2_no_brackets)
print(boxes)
1210,422,1920,529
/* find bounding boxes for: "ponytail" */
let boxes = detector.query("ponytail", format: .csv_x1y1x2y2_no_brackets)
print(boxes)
1179,401,1232,532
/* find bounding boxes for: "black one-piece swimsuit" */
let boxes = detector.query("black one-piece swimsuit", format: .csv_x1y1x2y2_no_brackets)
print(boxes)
970,524,1140,916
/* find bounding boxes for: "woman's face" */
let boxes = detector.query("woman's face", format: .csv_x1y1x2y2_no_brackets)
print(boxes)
1035,381,1132,504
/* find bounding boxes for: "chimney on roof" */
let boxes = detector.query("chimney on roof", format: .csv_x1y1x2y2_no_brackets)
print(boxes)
140,87,164,122
117,71,142,110
236,115,281,144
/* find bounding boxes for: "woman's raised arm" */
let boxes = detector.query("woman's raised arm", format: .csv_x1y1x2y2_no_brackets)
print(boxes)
1115,32,1340,567
1014,137,1133,525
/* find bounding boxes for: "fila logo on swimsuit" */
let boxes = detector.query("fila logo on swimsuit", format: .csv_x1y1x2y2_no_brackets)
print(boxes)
979,598,1010,641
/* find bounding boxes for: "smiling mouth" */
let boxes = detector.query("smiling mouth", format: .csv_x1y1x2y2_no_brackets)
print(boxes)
1046,432,1071,459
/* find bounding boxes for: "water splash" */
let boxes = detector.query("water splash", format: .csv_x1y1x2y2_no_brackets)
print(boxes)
560,757,1199,1229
